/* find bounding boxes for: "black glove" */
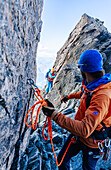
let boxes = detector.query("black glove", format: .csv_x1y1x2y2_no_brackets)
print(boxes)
61,96,69,103
42,99,55,117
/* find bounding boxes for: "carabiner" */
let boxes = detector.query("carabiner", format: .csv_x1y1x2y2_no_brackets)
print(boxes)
27,78,38,88
27,78,34,86
105,138,110,148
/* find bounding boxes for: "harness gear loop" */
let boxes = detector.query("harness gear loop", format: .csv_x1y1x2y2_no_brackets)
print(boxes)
25,79,74,167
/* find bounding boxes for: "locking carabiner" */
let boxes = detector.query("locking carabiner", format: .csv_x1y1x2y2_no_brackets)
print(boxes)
27,78,39,93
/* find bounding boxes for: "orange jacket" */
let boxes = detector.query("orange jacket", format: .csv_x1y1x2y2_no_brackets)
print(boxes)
68,90,82,99
53,82,111,148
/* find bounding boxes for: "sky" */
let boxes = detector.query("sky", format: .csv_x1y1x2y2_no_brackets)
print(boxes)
36,0,111,87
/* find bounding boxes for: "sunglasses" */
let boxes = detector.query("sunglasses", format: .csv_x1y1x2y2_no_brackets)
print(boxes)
77,64,87,68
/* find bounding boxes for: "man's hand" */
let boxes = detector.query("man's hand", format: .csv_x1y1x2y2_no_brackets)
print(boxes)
42,99,55,117
61,96,69,103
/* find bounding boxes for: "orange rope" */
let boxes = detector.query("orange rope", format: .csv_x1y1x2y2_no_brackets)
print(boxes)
25,88,47,130
53,97,64,105
42,116,76,166
51,137,76,166
25,88,74,166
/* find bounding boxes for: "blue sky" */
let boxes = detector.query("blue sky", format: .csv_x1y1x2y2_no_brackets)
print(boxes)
37,0,111,61
36,0,111,88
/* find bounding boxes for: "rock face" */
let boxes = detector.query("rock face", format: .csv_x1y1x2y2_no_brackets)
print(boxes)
0,0,43,169
34,14,111,169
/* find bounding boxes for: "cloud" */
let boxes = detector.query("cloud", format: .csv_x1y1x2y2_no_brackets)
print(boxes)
37,43,57,59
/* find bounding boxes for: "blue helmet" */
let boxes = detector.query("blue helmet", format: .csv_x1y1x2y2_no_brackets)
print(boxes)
78,49,103,72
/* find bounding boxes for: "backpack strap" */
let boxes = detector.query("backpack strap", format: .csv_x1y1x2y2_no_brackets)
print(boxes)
85,92,111,140
85,92,94,109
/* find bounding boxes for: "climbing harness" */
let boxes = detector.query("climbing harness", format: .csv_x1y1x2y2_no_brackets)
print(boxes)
25,79,75,166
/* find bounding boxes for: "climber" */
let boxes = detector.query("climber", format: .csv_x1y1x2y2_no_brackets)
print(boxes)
42,49,111,170
45,68,56,95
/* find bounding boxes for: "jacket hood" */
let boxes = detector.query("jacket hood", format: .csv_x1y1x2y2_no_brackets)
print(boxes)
86,73,111,91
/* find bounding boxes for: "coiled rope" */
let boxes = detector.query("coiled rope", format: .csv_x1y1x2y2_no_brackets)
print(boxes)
25,79,76,166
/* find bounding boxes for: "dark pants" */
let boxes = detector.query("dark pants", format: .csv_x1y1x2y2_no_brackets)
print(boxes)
58,134,100,170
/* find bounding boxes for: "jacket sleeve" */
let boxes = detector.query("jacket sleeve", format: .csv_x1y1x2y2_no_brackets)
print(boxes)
53,94,110,138
68,91,82,99
49,72,56,78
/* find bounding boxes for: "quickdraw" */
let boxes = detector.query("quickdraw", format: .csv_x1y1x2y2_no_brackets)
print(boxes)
25,79,75,167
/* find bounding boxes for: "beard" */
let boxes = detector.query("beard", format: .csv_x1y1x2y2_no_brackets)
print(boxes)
81,71,86,80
